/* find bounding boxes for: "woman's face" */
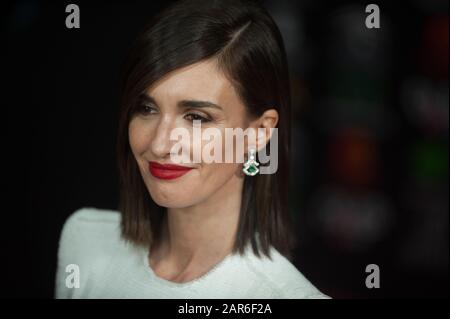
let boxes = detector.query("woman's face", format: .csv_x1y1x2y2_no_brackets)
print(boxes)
128,59,252,208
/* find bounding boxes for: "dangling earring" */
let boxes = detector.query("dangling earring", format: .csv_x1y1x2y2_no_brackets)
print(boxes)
243,148,259,176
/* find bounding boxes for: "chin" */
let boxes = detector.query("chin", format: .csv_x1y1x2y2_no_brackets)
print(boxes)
152,198,195,209
148,188,194,209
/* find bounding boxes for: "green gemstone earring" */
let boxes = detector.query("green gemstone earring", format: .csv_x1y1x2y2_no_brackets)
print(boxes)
243,148,259,176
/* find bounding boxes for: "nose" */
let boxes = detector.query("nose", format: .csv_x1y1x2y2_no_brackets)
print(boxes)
150,115,177,159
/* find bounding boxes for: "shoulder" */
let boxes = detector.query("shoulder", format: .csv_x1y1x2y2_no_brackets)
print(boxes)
57,207,122,260
60,207,121,233
55,207,123,298
59,207,121,247
243,247,331,299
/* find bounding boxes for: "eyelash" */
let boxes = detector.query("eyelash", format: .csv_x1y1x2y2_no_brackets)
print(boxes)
138,103,157,116
137,103,212,123
184,113,211,123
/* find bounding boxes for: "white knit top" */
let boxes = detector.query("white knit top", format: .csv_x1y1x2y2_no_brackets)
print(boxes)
55,208,330,299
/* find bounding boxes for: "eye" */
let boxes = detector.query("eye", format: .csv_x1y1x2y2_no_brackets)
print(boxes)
184,113,211,123
138,103,157,116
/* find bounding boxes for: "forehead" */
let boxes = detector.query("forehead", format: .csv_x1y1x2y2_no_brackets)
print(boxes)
146,59,238,106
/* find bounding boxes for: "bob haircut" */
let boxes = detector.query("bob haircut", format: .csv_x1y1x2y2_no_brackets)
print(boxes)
117,0,296,260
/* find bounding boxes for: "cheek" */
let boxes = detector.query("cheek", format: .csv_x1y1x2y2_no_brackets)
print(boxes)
197,162,240,192
128,119,151,156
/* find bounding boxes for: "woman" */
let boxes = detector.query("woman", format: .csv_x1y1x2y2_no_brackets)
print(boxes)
55,0,330,299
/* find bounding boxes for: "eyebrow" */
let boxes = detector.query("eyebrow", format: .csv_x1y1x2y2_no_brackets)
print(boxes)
178,100,224,111
142,94,223,111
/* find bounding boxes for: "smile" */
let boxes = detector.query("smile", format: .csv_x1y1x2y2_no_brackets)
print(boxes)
148,161,194,180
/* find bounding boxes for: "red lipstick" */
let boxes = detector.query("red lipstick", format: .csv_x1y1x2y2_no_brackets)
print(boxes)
148,161,194,180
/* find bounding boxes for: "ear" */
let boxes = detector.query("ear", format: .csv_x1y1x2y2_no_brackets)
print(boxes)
248,108,279,152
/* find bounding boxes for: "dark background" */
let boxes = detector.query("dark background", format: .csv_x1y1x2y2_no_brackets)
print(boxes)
3,0,448,298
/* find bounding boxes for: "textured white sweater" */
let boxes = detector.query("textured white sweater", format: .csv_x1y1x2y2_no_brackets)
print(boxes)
55,207,330,299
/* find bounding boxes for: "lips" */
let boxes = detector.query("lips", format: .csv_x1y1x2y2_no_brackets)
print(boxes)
148,161,194,180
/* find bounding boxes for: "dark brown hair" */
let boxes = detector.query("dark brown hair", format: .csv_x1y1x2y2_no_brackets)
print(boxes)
117,0,296,260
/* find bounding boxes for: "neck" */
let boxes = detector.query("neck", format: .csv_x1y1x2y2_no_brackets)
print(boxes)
152,172,244,275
